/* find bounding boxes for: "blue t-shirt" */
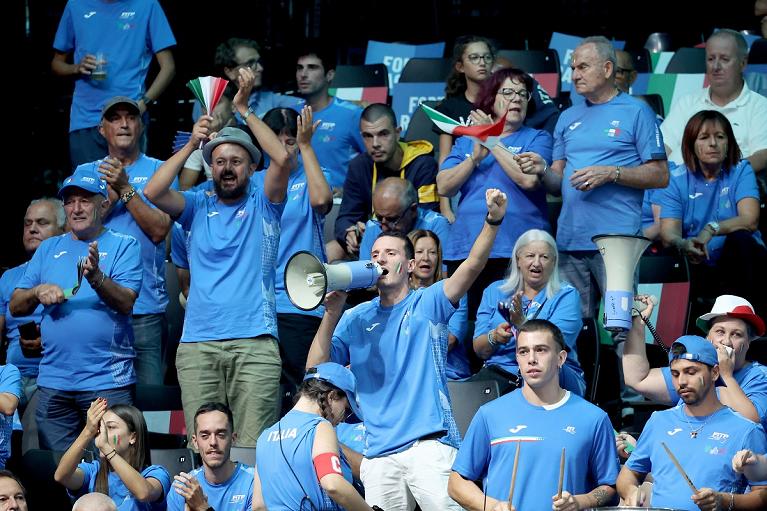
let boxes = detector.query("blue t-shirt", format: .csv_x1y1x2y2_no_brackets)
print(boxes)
474,282,584,393
52,0,176,132
446,295,471,381
0,263,42,378
252,167,329,318
331,281,460,457
553,92,667,251
661,362,767,431
336,422,368,456
16,230,142,391
358,208,450,262
257,410,351,511
71,460,170,510
166,463,253,511
657,160,763,263
453,390,619,511
177,184,284,342
641,188,660,231
440,128,553,260
91,154,173,315
291,98,365,189
626,405,767,510
169,223,188,270
0,365,21,469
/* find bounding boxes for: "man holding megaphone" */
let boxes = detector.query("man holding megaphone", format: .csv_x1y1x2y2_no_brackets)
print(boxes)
306,188,507,511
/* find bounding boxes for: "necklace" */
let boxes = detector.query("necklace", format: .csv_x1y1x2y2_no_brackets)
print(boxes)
681,405,719,439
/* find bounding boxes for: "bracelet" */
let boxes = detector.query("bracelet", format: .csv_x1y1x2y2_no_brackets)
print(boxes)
541,161,549,177
242,107,254,121
106,449,117,460
727,491,734,511
485,215,503,226
613,166,621,183
120,186,136,204
487,329,499,348
92,271,106,291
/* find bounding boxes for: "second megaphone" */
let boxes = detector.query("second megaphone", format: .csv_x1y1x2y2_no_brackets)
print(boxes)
285,251,384,311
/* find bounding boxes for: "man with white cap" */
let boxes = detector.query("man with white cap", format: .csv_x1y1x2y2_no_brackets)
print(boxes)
9,166,142,450
618,336,767,510
144,68,292,447
624,294,767,430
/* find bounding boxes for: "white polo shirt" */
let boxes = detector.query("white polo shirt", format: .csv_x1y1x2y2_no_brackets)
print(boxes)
660,81,767,164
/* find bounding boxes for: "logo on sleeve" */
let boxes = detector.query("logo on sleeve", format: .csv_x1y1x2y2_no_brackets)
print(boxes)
509,425,527,433
53,251,68,259
568,122,582,131
667,427,682,436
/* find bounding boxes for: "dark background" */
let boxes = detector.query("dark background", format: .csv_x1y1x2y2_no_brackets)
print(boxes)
6,0,761,268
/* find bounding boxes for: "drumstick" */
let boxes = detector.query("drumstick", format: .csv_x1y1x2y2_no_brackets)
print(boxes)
508,441,521,505
661,442,697,493
557,447,565,499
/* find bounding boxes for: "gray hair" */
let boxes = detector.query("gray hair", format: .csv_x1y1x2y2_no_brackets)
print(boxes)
373,177,417,211
500,229,561,299
708,29,748,61
29,197,66,230
72,492,117,511
579,35,617,72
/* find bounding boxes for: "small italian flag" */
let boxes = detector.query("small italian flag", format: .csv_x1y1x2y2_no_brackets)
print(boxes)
420,103,507,142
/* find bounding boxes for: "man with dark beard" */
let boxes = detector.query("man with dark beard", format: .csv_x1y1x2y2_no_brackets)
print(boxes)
617,336,767,510
144,68,292,447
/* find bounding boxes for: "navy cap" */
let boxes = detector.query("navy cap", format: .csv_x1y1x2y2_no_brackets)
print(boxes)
670,335,726,387
304,362,363,420
58,166,108,199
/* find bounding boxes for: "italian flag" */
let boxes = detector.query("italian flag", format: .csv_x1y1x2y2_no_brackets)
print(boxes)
420,103,507,142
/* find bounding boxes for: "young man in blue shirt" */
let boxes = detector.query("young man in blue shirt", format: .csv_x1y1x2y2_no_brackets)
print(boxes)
167,403,253,511
307,188,507,510
618,336,767,510
449,319,618,511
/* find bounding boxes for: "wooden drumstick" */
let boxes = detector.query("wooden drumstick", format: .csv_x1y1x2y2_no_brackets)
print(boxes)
508,441,521,505
662,442,697,493
557,447,565,499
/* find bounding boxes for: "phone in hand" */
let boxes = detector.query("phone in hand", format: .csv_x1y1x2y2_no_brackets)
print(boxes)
17,321,42,358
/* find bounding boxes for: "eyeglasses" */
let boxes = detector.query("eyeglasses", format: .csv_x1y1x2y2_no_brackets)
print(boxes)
373,204,415,228
236,58,261,70
615,66,635,76
467,53,494,65
497,88,531,101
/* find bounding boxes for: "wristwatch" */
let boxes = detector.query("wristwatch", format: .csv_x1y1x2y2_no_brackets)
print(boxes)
120,186,137,204
705,221,720,235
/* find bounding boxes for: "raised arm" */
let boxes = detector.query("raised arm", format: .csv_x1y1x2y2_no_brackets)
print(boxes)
297,106,333,214
232,68,291,203
306,292,347,369
443,189,507,304
144,116,212,217
54,398,107,490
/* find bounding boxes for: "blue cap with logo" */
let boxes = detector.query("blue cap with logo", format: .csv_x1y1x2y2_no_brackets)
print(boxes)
58,166,108,199
669,335,726,387
304,362,363,420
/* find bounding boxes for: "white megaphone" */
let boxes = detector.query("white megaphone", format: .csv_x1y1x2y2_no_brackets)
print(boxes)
592,234,650,332
285,251,384,311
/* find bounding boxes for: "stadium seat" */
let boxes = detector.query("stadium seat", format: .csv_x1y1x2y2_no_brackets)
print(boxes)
230,446,257,466
404,101,441,149
399,58,453,83
330,64,389,104
447,380,500,437
20,449,94,509
629,48,653,73
665,47,706,73
637,250,691,347
136,383,188,448
150,447,196,477
748,38,767,64
634,93,665,118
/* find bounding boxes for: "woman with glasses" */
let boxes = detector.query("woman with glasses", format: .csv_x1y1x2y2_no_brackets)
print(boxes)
657,110,766,315
437,67,553,320
254,363,375,511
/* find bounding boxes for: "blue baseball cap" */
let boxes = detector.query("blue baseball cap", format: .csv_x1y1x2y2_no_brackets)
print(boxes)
669,335,726,387
58,166,108,199
304,362,363,420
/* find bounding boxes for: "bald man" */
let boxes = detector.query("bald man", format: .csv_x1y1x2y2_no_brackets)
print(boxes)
72,492,117,511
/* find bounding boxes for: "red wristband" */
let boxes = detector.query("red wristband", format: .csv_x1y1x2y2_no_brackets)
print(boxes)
313,452,342,480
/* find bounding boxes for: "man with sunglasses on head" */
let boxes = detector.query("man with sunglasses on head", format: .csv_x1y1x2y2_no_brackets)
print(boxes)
357,177,449,261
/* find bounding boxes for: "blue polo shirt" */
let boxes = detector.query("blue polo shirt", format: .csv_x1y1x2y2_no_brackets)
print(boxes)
330,281,460,457
177,185,284,342
16,230,142,391
166,463,253,510
440,128,553,260
657,159,763,263
252,167,330,318
553,92,667,251
0,263,42,378
292,98,365,189
53,0,176,132
626,405,767,510
358,208,450,262
71,460,170,510
453,390,619,511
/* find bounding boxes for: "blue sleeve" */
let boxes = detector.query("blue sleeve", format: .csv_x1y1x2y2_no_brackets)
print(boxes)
552,115,567,162
330,312,353,366
424,281,458,322
0,365,21,400
738,366,767,424
733,160,760,203
473,283,500,338
0,272,12,316
165,483,184,511
624,415,655,475
276,94,304,109
110,236,143,294
431,216,450,250
548,287,583,352
170,224,188,270
440,137,471,171
661,366,680,402
658,173,685,220
744,426,767,486
257,186,287,218
147,0,176,53
358,221,378,261
16,243,45,290
451,407,490,481
143,464,172,499
52,2,74,52
68,460,98,497
448,296,469,341
634,103,667,161
177,191,198,231
589,413,620,486
527,129,554,163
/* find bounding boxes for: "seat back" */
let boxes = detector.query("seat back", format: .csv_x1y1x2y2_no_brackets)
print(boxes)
135,383,188,448
634,93,665,118
150,447,196,477
665,47,706,73
447,380,500,437
330,64,389,104
748,38,767,65
20,449,94,509
399,58,453,83
629,48,653,73
497,49,561,97
637,251,691,348
230,446,257,467
575,318,600,402
403,101,441,149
